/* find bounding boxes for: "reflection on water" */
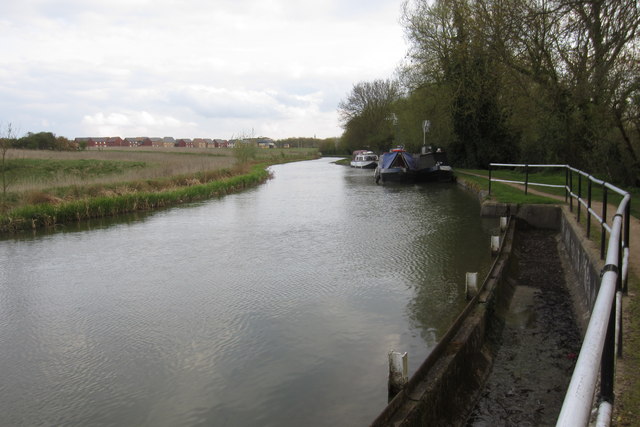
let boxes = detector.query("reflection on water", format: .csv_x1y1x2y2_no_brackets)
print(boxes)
0,158,495,426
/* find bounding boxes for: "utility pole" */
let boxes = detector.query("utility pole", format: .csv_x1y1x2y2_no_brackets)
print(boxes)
422,120,430,147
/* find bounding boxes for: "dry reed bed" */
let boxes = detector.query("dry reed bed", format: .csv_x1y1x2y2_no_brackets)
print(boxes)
1,148,319,232
6,148,236,192
1,164,272,233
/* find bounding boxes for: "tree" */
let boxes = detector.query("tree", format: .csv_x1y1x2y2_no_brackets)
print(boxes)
477,0,640,182
1,123,17,211
338,79,401,152
232,132,258,165
393,84,455,153
400,0,640,183
16,132,57,150
402,0,518,167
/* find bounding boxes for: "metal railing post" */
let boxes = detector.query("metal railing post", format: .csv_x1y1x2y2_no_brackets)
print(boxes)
524,164,529,195
587,178,592,238
617,235,624,358
601,185,608,260
577,174,582,223
624,201,630,294
565,167,569,203
569,171,574,212
488,165,492,195
600,299,616,402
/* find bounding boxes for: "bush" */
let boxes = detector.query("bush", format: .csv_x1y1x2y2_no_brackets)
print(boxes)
233,141,257,164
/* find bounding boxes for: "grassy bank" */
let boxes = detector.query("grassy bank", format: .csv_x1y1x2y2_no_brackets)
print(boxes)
0,164,269,232
457,167,640,218
1,148,318,233
455,170,561,204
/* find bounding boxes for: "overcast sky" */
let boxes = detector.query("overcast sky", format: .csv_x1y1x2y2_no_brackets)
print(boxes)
0,0,407,140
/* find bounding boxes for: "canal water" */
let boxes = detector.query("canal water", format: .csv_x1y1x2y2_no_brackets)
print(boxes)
0,158,496,426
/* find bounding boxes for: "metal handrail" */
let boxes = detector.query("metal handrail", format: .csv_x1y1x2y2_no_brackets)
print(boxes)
487,163,631,427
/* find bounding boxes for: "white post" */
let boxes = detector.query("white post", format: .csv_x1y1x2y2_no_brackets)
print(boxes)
500,216,508,232
388,351,408,399
466,272,478,300
491,235,500,255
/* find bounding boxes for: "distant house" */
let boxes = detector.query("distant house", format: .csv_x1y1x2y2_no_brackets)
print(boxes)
193,138,208,149
213,139,229,148
87,137,109,148
258,138,276,149
124,137,149,147
162,137,175,148
176,138,194,148
147,137,163,147
139,137,153,147
107,137,124,147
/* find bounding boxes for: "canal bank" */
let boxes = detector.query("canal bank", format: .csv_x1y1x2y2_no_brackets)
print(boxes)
371,200,606,426
459,171,640,426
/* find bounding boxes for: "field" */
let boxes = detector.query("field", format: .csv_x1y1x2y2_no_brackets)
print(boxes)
0,147,318,231
4,147,316,190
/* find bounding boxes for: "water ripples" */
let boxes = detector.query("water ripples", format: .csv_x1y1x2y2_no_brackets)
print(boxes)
0,159,494,427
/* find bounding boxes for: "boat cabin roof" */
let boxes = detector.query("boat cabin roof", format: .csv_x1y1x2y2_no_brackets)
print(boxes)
380,150,416,169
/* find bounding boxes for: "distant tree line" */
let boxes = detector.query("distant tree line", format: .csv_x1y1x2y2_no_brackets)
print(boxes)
3,131,78,151
338,0,640,185
275,137,344,154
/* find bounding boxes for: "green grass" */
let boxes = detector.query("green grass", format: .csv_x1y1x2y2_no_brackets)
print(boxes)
458,167,639,218
456,170,561,204
3,158,147,184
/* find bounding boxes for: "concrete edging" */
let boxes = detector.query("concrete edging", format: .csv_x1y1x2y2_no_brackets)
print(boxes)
370,217,517,426
370,197,603,426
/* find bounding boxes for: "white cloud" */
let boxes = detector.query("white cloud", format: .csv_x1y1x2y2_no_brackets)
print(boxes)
82,111,196,137
0,0,407,139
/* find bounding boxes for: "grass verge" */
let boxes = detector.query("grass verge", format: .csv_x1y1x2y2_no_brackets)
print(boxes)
617,271,640,426
458,167,639,218
455,170,561,204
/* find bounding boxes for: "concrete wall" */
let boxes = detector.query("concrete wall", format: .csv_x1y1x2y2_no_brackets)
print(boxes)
370,201,604,426
481,202,562,230
370,218,518,427
558,206,604,326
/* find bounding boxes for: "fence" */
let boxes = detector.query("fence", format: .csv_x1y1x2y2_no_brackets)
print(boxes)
488,163,631,427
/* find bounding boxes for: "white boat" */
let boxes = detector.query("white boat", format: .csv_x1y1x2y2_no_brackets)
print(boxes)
350,150,379,169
